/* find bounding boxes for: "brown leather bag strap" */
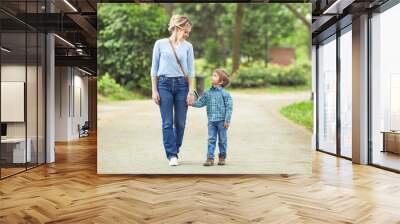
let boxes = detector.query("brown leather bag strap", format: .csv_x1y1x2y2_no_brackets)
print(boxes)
168,38,189,79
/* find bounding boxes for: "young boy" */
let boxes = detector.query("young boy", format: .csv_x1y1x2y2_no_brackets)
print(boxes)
191,69,233,166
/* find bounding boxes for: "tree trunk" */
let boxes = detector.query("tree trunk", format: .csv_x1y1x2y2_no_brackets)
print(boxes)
232,4,244,74
162,3,174,18
217,35,228,66
265,36,269,64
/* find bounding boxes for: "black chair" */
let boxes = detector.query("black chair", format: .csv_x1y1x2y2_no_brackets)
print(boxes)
78,121,90,138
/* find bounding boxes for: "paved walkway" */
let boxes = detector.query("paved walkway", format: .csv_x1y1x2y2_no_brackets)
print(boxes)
98,91,312,174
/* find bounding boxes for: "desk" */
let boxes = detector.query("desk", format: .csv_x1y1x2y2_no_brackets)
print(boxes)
381,131,400,154
1,138,31,163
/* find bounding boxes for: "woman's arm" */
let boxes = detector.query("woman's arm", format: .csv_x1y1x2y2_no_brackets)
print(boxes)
150,40,160,77
187,43,195,77
151,76,160,105
151,41,160,105
186,77,195,105
186,44,195,106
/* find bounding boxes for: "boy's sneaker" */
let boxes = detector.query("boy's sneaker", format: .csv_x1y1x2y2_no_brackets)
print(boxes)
169,157,179,166
203,158,214,166
217,157,226,166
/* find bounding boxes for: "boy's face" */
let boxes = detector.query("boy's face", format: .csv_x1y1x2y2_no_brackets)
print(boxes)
212,72,221,86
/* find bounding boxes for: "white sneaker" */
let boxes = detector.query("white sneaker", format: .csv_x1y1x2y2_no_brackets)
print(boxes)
169,157,179,166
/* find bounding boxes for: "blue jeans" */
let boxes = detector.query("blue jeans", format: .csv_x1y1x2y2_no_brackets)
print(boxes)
207,121,228,159
157,76,188,160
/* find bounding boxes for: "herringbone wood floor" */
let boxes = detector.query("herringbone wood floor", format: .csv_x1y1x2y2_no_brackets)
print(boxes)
1,134,400,224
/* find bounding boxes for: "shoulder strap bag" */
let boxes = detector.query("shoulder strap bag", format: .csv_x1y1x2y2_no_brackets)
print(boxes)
168,38,198,100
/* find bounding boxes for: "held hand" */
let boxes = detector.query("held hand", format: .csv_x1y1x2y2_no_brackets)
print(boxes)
152,90,160,105
224,122,229,129
187,93,194,106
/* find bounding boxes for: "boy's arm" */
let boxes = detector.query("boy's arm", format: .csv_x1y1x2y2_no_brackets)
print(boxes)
192,92,207,108
224,93,233,123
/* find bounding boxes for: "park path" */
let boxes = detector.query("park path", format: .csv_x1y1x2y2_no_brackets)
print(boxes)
98,91,312,174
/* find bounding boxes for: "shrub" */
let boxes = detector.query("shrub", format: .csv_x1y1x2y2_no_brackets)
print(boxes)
97,4,168,95
98,73,146,101
230,61,310,88
230,62,268,88
98,73,123,96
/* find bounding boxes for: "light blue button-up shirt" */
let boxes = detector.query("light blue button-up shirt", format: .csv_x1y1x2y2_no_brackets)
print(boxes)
150,38,195,78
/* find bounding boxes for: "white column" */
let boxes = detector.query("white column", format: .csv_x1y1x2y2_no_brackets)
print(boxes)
46,33,55,163
312,45,317,150
45,0,55,163
352,14,369,164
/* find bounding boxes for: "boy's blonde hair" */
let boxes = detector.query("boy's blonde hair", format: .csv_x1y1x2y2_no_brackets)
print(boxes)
214,69,230,87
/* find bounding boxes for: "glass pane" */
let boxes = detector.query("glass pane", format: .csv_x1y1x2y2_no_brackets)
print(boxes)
340,28,352,158
27,30,38,169
26,0,38,169
371,4,400,171
317,36,337,154
38,32,45,165
1,30,27,177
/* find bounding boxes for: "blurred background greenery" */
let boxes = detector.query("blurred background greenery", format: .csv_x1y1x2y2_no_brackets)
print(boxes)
97,3,312,102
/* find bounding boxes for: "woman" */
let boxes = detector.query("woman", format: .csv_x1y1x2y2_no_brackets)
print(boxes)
150,15,195,166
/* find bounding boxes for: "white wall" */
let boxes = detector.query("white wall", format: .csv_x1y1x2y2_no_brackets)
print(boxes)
55,67,89,141
55,66,69,141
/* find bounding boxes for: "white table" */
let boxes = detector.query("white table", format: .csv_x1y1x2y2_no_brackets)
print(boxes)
1,138,32,163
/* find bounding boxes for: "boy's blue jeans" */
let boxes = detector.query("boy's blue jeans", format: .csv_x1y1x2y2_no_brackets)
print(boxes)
157,76,188,160
207,121,228,159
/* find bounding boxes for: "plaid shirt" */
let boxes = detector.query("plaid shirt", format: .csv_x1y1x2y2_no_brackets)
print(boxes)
193,86,233,123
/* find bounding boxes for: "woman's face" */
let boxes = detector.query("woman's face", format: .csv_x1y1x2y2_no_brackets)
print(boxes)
177,25,191,40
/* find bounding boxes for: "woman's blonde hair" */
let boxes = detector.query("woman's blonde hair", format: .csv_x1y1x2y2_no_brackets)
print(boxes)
168,15,192,32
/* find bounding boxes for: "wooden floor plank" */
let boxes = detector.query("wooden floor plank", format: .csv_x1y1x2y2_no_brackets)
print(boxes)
0,134,400,223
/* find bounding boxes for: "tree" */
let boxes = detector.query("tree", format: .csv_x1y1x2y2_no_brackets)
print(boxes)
161,3,174,17
172,3,229,61
97,4,169,95
232,4,244,73
284,3,312,58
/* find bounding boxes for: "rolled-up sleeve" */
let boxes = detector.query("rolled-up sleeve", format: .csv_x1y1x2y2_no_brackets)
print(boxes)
150,40,160,77
187,44,195,77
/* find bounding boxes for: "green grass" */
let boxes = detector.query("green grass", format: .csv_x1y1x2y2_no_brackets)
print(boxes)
280,100,313,130
98,90,148,104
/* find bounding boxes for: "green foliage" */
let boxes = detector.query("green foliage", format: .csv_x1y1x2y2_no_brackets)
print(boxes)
230,85,310,94
97,3,168,95
194,58,212,77
280,100,313,130
204,38,225,67
173,3,230,58
97,3,311,94
97,73,146,102
230,61,310,88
